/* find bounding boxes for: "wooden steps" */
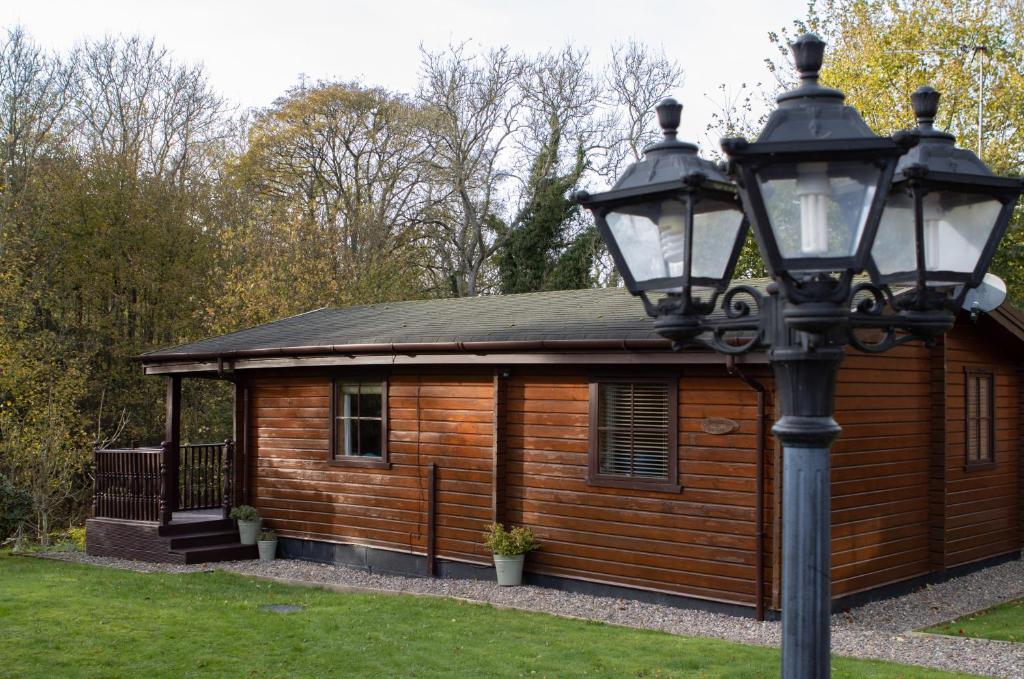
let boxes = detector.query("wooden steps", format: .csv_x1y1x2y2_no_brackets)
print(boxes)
86,517,258,564
174,542,258,564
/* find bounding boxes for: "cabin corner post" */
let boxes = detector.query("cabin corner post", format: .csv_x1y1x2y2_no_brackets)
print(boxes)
771,329,843,679
164,375,181,511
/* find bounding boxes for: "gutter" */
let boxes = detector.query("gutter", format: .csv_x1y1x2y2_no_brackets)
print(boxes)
137,338,675,364
726,354,768,621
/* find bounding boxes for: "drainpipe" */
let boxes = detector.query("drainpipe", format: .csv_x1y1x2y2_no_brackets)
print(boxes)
727,355,767,621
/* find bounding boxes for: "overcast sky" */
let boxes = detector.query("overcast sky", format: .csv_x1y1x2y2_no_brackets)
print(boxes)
1,0,809,146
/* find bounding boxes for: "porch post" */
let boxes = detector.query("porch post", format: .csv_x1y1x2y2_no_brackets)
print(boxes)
222,438,234,519
165,376,181,512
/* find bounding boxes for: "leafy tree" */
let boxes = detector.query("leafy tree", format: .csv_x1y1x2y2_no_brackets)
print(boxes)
766,0,1024,297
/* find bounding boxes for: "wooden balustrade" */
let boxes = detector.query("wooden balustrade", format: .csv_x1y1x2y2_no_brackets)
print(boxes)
93,447,164,522
178,443,228,511
93,439,234,524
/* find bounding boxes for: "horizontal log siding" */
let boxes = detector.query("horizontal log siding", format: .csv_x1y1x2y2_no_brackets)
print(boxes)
505,368,769,606
942,321,1021,567
830,344,933,597
247,374,494,563
390,375,494,565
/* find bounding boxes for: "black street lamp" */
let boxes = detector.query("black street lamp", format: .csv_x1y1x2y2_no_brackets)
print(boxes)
870,85,1023,318
576,98,749,346
577,33,1023,679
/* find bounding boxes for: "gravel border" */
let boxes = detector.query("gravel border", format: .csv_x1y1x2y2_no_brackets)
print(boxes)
33,550,1024,677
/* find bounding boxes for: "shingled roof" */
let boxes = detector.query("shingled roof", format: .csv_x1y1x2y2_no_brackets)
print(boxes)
143,286,690,361
140,278,1024,366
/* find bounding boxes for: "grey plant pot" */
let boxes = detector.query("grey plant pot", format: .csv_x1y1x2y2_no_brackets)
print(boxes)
493,553,525,586
257,539,277,561
238,519,261,545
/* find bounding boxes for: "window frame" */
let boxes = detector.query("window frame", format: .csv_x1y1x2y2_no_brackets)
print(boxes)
328,375,390,469
587,376,680,493
964,368,996,470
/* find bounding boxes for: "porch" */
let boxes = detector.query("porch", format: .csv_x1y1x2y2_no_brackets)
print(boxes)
85,376,256,563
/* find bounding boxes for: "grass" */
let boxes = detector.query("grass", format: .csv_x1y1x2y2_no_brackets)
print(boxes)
0,555,983,679
925,598,1024,643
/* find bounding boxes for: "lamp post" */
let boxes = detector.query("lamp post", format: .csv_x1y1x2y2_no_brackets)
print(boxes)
576,33,1022,679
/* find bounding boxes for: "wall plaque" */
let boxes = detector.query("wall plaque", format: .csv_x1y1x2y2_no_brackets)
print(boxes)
701,417,739,435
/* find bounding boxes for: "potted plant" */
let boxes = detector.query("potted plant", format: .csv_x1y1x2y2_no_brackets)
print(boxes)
257,528,277,561
483,522,539,586
229,505,261,545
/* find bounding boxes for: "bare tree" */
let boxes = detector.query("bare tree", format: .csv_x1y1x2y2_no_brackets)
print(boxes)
0,27,74,243
597,40,684,181
417,43,526,296
71,35,228,184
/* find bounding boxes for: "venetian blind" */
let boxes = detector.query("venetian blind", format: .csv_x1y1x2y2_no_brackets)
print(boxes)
597,382,670,479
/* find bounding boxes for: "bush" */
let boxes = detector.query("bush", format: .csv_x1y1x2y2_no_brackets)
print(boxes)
259,528,276,541
229,505,259,522
483,523,539,556
0,474,32,543
67,526,86,550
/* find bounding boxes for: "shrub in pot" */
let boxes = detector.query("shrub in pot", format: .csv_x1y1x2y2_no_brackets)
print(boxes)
483,522,539,586
229,505,261,545
257,528,277,561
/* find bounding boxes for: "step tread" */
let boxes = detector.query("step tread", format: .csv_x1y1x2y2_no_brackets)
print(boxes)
172,542,258,564
167,530,241,548
158,519,233,536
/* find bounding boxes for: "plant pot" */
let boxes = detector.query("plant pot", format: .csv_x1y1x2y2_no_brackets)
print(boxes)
237,519,261,545
493,553,525,586
257,539,277,561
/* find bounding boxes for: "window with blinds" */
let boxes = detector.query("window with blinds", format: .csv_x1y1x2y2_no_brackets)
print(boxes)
588,379,678,491
965,370,995,465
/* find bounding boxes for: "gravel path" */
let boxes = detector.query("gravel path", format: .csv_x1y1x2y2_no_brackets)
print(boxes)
36,551,1024,678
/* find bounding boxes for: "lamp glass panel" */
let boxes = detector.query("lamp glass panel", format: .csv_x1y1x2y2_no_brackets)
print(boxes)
873,189,1002,284
872,189,916,279
924,192,1002,277
691,199,745,280
755,161,881,262
605,196,743,289
605,197,690,287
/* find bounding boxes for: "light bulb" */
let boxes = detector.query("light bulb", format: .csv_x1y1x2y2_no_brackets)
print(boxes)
921,192,943,270
795,162,831,255
658,200,687,277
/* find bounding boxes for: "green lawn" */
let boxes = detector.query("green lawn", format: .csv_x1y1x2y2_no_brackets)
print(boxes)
0,555,981,679
925,598,1024,643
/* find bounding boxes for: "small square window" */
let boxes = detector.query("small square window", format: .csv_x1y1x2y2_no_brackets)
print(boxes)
588,378,679,492
331,379,388,467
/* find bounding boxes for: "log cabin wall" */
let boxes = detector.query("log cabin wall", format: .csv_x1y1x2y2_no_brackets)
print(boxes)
830,344,934,598
941,317,1021,568
503,366,771,608
237,325,1019,611
389,373,494,566
246,371,495,566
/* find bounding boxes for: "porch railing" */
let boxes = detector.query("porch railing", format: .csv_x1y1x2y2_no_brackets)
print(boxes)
178,443,228,511
93,447,165,522
92,439,234,524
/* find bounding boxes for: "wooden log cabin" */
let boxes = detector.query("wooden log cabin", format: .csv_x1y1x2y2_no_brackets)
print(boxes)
86,284,1024,619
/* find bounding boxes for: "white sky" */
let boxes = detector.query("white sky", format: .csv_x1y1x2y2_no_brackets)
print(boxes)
1,0,808,147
